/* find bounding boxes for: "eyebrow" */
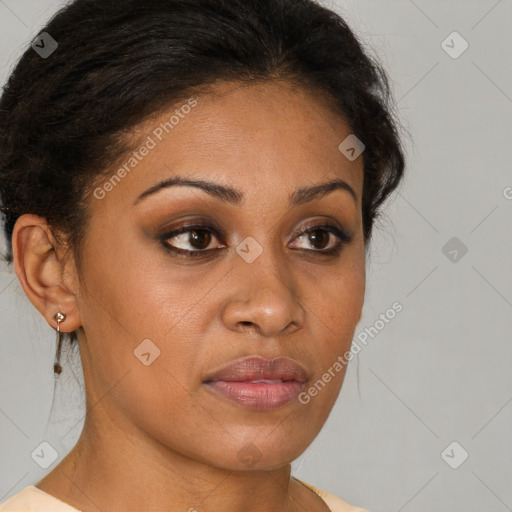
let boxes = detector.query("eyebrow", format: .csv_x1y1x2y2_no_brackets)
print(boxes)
132,175,358,207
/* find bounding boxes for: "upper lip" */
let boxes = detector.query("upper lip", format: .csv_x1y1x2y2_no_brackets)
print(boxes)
204,356,308,383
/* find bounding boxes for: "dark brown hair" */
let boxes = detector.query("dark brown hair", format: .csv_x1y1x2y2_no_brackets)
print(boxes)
0,0,406,346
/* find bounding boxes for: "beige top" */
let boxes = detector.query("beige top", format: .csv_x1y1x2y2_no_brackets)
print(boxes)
0,480,368,512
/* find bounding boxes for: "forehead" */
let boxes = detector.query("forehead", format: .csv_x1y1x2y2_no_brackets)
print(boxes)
94,80,364,213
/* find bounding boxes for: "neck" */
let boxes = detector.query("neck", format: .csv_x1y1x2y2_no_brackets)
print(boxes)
37,411,307,512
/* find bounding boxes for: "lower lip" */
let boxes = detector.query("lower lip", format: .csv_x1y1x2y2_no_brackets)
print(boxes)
204,380,304,409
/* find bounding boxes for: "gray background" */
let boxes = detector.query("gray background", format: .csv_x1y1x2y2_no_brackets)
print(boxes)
1,1,511,511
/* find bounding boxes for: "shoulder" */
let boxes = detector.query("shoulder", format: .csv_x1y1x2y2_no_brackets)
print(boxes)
1,481,369,512
0,486,80,512
294,478,370,512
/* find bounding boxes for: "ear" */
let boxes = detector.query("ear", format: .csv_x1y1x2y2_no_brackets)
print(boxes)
11,214,81,334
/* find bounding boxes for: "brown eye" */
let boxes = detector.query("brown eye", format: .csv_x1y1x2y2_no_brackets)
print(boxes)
165,229,220,252
292,226,342,252
188,229,212,250
159,223,227,257
159,221,351,259
307,229,330,250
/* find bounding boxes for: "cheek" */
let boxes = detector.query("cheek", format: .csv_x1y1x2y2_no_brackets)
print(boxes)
307,248,365,340
76,221,216,404
301,247,365,391
80,213,212,341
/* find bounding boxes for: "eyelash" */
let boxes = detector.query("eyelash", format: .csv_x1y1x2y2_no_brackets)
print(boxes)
158,220,353,258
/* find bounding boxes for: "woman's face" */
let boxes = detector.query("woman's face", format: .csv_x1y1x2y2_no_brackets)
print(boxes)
69,80,366,470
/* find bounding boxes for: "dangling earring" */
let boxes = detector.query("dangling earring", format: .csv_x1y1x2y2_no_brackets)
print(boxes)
53,311,66,377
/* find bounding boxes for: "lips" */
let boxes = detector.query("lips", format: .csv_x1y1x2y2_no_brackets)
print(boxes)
203,356,308,384
203,356,308,409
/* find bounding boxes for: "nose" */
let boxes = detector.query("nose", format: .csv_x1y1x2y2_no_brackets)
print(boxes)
220,253,306,337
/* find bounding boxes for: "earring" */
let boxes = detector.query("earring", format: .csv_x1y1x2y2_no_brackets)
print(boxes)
53,311,66,377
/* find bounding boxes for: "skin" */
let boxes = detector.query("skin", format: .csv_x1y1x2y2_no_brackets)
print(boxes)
12,79,366,512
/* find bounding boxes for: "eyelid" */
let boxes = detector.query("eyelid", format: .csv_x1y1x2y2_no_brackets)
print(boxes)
159,218,227,240
158,221,226,257
292,219,352,241
158,217,353,257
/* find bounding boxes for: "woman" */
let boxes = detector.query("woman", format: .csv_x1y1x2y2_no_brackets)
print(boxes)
0,0,405,510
